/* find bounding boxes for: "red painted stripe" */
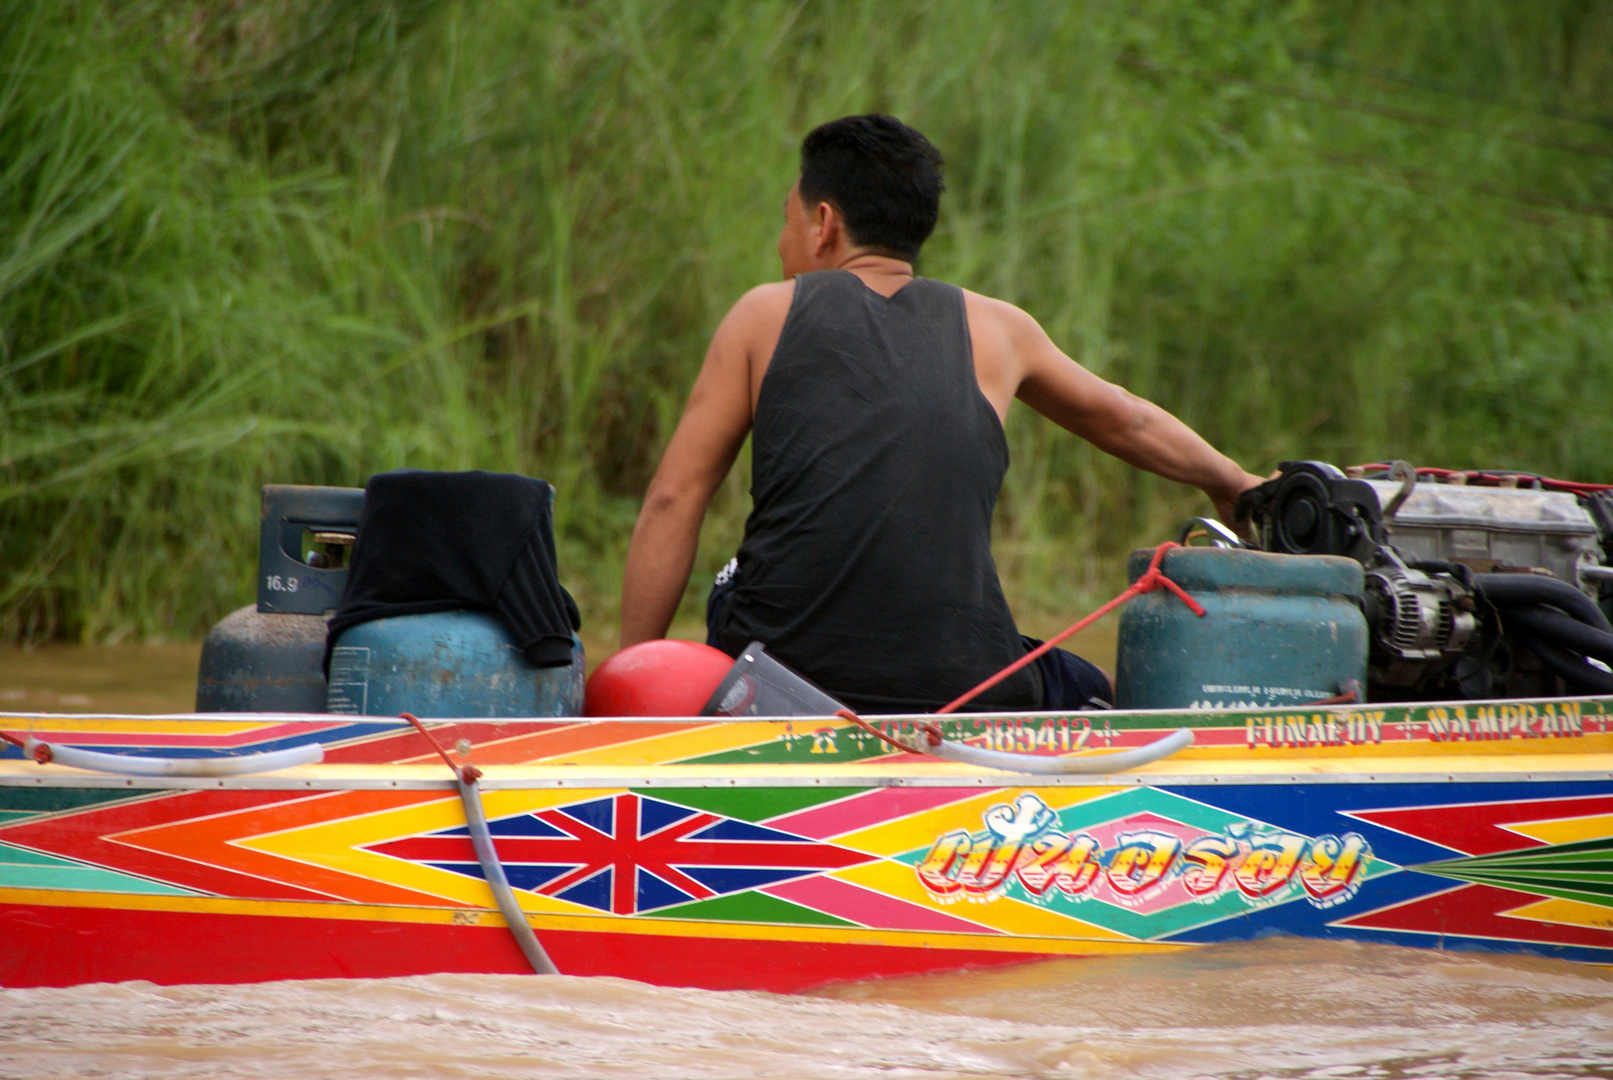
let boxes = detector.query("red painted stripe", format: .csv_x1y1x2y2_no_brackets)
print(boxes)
322,720,581,764
0,789,431,901
0,903,1054,992
1348,794,1613,856
114,790,456,906
1338,881,1613,950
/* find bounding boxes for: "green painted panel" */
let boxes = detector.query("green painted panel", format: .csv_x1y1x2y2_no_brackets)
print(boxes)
640,786,864,823
1056,787,1248,834
0,787,144,818
652,889,856,927
678,737,885,766
0,842,82,866
0,841,199,896
1415,836,1613,908
1435,870,1613,899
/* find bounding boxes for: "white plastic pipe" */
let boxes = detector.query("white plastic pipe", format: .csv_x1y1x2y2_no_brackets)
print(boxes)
22,738,323,777
922,727,1194,774
458,772,559,975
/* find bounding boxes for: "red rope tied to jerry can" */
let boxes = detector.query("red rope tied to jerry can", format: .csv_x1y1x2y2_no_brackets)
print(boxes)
934,540,1206,717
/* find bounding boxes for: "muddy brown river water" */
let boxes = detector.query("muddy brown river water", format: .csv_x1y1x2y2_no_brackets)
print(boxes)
1,641,1609,1079
0,940,1609,1079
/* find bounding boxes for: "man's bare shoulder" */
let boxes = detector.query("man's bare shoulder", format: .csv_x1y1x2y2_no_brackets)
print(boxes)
960,287,1043,342
724,280,796,330
707,281,796,405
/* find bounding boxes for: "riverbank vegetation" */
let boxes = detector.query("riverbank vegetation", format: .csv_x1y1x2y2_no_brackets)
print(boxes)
3,1,1611,643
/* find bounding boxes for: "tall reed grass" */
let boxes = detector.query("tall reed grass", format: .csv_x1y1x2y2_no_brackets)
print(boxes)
3,0,1611,643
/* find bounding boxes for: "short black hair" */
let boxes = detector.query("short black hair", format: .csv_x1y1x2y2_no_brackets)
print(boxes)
798,115,945,261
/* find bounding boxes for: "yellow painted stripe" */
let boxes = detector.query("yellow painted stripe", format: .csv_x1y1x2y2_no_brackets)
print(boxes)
1184,734,1613,761
1502,896,1613,932
1503,813,1613,846
547,722,798,766
571,913,1174,954
0,886,505,926
0,718,278,735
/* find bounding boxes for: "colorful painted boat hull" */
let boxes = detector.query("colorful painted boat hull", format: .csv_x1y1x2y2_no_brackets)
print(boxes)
2,698,1611,990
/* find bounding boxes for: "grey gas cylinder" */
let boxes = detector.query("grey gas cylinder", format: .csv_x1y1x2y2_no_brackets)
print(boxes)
194,485,364,712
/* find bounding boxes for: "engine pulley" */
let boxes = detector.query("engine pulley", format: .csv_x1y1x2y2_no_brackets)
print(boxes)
1237,461,1386,562
1362,552,1477,688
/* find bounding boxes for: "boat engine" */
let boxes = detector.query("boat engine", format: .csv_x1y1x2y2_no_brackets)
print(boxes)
1237,461,1613,701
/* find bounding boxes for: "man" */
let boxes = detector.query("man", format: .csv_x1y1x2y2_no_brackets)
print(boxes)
621,114,1264,714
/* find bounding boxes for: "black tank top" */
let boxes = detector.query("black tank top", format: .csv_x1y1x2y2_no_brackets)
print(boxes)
712,270,1040,713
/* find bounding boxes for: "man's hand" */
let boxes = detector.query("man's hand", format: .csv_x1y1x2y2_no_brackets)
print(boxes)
1207,471,1269,533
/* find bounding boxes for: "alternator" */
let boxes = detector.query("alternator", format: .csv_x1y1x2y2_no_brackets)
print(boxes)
1362,552,1477,687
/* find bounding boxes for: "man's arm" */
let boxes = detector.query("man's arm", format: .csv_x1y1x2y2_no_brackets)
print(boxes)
618,297,760,647
978,297,1263,521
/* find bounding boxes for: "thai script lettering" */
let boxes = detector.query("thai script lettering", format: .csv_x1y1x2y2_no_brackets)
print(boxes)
915,793,1370,909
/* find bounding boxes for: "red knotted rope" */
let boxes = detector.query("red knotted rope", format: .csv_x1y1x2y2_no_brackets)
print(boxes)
935,540,1205,715
402,712,481,783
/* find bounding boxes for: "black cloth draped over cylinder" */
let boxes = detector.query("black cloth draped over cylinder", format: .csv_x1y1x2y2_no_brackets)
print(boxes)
709,270,1040,713
324,470,580,674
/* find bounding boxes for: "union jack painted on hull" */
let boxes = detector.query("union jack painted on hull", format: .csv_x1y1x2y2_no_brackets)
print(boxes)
373,792,873,914
1,696,1612,991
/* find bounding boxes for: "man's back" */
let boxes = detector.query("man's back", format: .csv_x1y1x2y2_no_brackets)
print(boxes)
712,270,1037,713
618,114,1261,714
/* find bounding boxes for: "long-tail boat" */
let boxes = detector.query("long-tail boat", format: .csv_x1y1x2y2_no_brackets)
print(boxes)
1,693,1609,991
3,459,1610,989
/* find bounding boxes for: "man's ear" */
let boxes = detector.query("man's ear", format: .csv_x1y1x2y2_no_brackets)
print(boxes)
811,200,841,256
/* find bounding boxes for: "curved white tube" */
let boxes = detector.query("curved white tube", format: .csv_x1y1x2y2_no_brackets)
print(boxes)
23,738,323,777
924,728,1194,774
458,773,558,975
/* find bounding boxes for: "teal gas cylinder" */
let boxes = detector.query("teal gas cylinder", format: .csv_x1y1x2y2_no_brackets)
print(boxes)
1114,547,1368,710
324,610,584,718
195,485,364,712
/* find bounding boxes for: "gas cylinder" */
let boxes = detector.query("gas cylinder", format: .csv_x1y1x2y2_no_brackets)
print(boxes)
324,610,584,718
1114,547,1368,710
195,485,364,712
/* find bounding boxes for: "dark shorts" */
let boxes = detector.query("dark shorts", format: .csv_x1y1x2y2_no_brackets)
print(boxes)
1019,635,1112,711
706,560,1112,712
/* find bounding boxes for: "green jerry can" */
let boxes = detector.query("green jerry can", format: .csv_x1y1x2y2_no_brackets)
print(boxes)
1114,547,1368,710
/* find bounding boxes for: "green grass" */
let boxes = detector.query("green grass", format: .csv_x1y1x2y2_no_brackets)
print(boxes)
2,0,1611,644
